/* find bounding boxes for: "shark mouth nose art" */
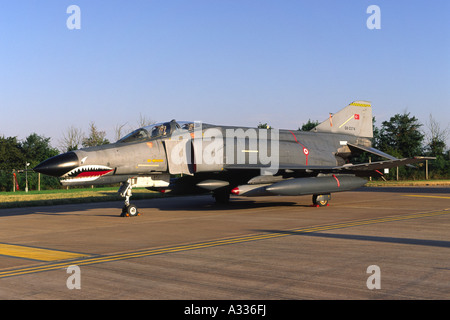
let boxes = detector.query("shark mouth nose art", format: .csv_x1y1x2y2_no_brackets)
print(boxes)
61,165,113,183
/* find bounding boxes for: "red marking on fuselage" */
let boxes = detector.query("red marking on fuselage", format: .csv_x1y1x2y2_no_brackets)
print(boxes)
289,130,309,165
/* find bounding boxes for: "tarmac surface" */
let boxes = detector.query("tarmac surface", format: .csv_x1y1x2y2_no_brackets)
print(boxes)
0,186,449,300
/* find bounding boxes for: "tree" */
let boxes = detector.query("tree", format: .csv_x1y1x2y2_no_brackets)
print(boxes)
424,114,448,157
22,133,59,165
0,136,25,191
114,122,128,142
299,119,319,131
376,112,426,180
377,112,424,158
137,113,155,128
82,122,110,147
423,114,449,178
60,126,84,152
21,133,60,190
257,122,272,129
0,136,24,171
0,134,60,191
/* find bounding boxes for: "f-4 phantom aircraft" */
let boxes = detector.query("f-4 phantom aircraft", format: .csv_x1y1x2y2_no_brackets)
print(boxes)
34,101,433,216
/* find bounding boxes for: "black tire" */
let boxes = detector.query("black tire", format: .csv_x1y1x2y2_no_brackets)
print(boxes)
127,204,139,216
121,204,139,217
312,194,329,207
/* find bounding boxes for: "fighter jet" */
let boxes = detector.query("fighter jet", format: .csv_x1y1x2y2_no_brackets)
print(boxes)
34,101,433,217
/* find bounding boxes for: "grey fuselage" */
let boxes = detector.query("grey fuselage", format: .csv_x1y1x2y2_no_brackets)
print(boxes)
34,121,369,191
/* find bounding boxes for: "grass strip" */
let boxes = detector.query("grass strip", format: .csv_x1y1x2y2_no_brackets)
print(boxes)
0,187,165,209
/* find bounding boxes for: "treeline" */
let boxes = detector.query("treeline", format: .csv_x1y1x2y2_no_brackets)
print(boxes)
373,113,449,180
300,112,450,180
0,134,60,191
0,122,115,191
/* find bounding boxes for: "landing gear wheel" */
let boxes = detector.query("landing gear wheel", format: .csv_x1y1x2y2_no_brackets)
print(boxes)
118,179,140,217
127,204,139,217
121,204,140,217
315,199,329,207
312,194,330,207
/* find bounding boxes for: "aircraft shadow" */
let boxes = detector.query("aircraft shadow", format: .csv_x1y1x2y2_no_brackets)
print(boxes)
0,195,309,218
144,196,310,212
0,201,123,218
256,229,450,249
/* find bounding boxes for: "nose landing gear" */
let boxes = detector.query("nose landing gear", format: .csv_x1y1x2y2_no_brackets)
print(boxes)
119,180,140,217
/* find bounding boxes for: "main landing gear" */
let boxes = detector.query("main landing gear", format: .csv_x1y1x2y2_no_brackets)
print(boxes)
119,180,140,217
312,194,331,207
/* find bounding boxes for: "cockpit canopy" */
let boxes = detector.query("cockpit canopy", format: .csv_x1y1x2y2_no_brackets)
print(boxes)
117,120,195,143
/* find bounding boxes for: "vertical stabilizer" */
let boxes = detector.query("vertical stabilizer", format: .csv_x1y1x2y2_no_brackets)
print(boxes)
311,101,373,138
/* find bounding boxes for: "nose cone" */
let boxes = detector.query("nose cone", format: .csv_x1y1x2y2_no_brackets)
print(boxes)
33,152,80,177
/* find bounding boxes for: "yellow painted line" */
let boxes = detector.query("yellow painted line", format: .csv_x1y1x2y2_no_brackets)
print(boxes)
339,114,355,128
404,195,450,200
1,209,449,278
0,244,89,262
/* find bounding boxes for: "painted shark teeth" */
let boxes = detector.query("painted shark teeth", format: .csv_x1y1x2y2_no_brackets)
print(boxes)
61,165,113,182
61,176,104,183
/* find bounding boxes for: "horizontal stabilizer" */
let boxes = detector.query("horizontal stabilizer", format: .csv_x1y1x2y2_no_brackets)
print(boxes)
346,143,397,160
336,157,436,172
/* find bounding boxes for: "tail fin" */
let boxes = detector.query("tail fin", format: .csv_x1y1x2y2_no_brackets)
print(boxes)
311,100,373,138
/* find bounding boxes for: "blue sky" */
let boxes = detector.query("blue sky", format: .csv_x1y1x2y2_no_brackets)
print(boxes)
1,0,449,148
